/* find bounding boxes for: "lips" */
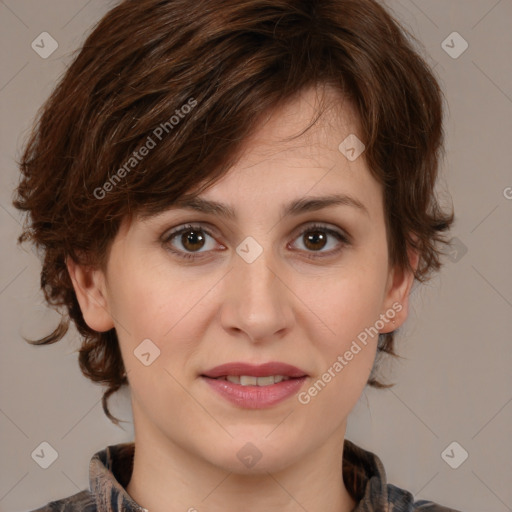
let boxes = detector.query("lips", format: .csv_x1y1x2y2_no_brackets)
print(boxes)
201,361,308,379
200,362,309,408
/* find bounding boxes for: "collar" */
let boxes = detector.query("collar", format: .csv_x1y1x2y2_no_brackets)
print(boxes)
89,442,147,512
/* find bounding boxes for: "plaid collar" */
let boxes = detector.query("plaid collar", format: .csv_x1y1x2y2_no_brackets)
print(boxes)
85,439,458,512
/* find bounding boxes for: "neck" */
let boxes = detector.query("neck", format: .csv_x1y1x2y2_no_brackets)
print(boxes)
126,418,356,512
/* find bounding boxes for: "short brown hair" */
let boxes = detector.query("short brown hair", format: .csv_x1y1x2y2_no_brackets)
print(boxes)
13,0,454,425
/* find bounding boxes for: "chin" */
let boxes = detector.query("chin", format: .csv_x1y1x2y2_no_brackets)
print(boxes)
201,434,302,475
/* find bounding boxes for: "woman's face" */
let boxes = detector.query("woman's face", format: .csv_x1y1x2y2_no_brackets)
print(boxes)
70,86,415,474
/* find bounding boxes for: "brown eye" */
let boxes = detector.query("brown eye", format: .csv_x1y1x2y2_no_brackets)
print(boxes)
163,224,218,259
303,229,328,251
180,228,206,252
290,223,350,257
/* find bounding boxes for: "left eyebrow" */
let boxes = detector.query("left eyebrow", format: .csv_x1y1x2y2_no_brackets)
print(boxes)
167,193,369,220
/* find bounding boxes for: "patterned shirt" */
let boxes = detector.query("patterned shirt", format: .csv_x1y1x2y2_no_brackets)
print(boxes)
30,439,462,512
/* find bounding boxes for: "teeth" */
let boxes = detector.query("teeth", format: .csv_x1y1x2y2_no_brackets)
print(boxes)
240,375,258,386
222,375,291,386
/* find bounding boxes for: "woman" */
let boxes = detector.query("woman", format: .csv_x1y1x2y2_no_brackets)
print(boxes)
14,0,460,510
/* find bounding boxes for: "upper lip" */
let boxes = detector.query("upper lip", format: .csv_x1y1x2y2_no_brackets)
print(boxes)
201,362,308,378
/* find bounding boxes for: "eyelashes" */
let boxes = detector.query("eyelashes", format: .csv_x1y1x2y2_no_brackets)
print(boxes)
162,224,220,260
162,222,351,261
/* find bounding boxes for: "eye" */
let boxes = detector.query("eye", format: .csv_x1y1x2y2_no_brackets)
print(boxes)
162,224,220,260
289,223,350,259
162,222,350,261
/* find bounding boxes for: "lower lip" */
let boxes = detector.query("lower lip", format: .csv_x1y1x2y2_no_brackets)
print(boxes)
201,376,307,409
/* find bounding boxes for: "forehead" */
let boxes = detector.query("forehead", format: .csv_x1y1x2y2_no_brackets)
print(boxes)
241,84,362,159
192,86,381,216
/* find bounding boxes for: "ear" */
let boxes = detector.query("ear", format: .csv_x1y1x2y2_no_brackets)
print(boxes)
379,246,420,334
66,256,115,332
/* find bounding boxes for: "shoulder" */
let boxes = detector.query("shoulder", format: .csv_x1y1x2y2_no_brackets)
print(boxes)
387,483,463,512
27,489,96,512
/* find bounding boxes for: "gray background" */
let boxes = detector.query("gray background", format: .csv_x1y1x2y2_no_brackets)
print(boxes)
1,1,511,511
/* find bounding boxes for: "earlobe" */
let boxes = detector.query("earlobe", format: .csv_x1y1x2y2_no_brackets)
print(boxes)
66,256,115,332
380,247,420,333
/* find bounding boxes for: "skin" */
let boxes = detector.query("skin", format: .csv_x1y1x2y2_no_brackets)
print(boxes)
67,85,418,512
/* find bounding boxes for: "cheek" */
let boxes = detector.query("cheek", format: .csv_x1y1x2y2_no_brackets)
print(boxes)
106,259,213,370
106,270,163,338
106,265,198,409
107,253,191,332
294,270,387,413
298,260,388,345
293,252,389,398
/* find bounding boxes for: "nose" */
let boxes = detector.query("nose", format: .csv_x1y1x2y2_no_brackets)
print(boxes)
219,244,295,343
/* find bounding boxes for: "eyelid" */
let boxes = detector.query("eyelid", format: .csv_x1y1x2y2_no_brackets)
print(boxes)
289,221,351,244
161,222,220,244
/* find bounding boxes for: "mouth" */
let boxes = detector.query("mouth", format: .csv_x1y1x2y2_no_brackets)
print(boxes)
200,362,308,408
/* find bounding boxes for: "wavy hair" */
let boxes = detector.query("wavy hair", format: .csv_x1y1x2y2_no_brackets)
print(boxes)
13,0,454,427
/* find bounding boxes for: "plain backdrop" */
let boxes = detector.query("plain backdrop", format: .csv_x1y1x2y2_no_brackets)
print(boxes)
1,1,511,511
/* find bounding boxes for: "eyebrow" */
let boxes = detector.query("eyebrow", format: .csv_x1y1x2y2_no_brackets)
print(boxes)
171,193,369,220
